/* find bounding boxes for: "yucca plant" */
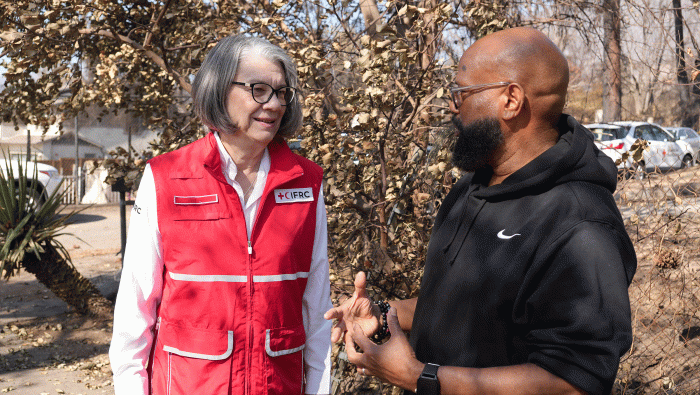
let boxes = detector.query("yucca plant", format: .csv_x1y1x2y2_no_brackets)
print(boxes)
0,157,113,318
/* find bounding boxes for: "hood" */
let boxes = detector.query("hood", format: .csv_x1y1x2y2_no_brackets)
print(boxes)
471,114,618,201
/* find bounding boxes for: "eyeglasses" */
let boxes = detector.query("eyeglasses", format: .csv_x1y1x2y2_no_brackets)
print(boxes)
449,81,512,108
231,81,297,106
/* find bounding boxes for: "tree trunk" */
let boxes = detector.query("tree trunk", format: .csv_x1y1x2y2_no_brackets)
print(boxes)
694,59,700,98
419,0,438,72
359,0,381,37
694,59,700,130
672,0,692,126
602,0,622,122
21,242,113,319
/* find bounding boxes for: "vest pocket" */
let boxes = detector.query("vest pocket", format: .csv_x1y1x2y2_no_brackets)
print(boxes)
264,324,306,395
152,320,234,395
171,196,231,221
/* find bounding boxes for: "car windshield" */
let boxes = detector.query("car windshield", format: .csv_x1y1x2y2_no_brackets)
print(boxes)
665,128,681,138
667,128,698,139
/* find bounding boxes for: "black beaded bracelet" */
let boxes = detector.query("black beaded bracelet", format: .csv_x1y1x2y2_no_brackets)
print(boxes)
371,300,391,343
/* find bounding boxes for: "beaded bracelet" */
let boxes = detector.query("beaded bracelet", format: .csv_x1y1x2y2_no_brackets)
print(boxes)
371,300,391,343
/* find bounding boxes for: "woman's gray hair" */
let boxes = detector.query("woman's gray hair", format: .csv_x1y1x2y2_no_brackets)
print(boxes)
192,35,302,139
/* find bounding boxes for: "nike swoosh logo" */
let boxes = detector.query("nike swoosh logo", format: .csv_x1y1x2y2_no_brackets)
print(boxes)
497,229,521,240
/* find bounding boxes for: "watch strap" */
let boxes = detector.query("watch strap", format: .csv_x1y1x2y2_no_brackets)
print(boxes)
416,362,440,394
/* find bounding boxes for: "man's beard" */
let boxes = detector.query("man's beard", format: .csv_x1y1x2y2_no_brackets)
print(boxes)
451,116,504,172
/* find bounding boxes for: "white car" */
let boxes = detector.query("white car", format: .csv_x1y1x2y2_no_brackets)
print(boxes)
584,122,693,176
0,160,63,207
585,123,628,168
664,126,700,165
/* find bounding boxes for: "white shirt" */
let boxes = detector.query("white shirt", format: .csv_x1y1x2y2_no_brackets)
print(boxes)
109,133,332,394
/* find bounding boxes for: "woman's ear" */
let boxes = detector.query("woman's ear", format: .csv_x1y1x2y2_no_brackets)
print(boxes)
501,83,525,121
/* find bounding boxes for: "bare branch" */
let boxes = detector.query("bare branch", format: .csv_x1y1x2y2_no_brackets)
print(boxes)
79,28,192,94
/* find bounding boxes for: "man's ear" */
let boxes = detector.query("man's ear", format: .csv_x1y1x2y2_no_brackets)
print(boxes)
500,83,525,121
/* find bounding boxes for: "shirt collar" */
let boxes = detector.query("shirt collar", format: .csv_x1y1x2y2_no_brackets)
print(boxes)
213,131,270,187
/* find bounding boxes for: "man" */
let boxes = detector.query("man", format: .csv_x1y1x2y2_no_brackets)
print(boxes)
324,27,637,395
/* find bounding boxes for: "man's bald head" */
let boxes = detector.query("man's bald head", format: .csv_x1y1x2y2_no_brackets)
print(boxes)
458,27,569,126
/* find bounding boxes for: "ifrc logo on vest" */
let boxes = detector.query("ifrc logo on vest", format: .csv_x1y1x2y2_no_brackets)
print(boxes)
275,188,314,204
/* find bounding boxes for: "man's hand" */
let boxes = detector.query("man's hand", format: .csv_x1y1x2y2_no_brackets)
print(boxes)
345,307,424,391
324,272,380,343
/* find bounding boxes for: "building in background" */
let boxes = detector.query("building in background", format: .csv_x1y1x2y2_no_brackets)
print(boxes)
0,106,157,204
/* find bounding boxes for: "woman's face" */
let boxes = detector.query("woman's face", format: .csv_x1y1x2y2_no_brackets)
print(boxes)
225,53,287,147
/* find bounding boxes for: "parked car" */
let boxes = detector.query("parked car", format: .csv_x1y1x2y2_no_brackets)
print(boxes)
584,122,693,177
664,126,700,165
585,123,629,167
0,160,63,208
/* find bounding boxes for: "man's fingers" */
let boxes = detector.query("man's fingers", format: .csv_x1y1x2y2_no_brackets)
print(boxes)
354,271,368,299
350,323,374,351
386,307,402,338
324,306,341,320
326,272,373,346
330,325,344,344
344,331,363,364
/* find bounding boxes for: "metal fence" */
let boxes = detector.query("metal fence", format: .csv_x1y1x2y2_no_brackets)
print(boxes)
59,174,120,205
614,164,700,394
59,175,81,205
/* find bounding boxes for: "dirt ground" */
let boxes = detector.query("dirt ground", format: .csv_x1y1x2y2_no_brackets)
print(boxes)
0,204,128,395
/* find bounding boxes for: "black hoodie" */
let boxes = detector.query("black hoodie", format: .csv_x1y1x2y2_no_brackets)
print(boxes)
408,115,637,394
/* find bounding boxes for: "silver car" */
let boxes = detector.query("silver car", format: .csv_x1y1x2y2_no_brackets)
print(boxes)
584,122,693,176
664,126,700,165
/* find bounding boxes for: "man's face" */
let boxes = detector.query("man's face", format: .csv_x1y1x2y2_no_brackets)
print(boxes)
451,115,504,172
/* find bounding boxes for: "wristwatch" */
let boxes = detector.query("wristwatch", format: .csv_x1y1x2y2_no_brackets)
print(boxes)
416,363,440,394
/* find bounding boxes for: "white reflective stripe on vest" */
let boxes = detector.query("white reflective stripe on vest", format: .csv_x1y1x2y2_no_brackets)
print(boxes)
169,273,247,282
163,331,234,361
169,271,310,282
254,272,310,282
265,329,306,357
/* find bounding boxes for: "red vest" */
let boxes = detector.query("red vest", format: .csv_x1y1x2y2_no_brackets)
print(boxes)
147,133,322,395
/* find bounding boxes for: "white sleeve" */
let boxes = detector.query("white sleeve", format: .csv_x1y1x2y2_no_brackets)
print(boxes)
109,165,163,395
302,187,333,395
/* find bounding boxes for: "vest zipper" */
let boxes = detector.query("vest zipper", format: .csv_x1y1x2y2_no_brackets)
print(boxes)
246,239,253,395
240,157,302,394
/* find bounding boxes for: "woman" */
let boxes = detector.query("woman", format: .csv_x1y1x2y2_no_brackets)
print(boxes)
109,35,332,395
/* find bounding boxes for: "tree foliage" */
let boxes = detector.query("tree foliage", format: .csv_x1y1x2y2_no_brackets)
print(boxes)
1,0,483,304
3,1,700,391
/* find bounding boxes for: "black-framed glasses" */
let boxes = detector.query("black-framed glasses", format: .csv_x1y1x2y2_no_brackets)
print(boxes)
231,81,297,106
449,81,512,108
